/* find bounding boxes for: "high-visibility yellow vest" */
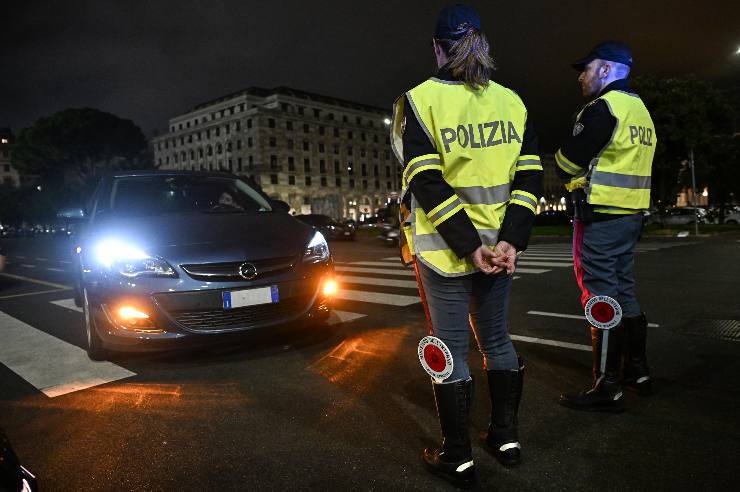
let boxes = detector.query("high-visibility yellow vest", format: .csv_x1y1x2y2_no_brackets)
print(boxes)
391,78,533,276
585,90,656,214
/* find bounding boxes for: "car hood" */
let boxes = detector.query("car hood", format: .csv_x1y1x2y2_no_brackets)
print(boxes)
87,212,313,263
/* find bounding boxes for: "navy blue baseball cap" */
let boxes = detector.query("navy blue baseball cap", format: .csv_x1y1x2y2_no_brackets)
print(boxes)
434,4,481,40
572,41,633,71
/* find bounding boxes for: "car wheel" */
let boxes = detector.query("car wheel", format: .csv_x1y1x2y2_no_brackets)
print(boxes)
83,288,108,361
726,219,738,225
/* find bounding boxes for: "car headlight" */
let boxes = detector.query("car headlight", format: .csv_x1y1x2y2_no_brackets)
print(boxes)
94,240,176,278
303,232,330,263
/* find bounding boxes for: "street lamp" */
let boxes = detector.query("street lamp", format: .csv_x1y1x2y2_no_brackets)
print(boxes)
383,118,391,126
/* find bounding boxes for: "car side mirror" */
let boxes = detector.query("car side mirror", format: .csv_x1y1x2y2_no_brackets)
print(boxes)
270,200,290,213
57,207,86,220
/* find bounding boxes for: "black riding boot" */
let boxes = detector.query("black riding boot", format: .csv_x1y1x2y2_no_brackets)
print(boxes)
423,377,476,488
622,313,653,396
559,325,625,413
483,359,524,467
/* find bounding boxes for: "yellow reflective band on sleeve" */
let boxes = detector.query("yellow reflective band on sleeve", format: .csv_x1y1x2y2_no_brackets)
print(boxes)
402,154,442,187
509,189,538,214
431,203,464,227
555,149,582,176
516,154,543,171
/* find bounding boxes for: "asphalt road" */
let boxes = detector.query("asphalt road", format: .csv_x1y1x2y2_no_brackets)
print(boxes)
1,232,739,491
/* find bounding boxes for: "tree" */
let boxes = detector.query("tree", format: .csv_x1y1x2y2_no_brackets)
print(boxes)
11,108,151,209
632,75,736,206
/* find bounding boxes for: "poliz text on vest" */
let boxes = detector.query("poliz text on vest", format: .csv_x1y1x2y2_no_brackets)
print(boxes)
629,125,654,147
440,121,521,153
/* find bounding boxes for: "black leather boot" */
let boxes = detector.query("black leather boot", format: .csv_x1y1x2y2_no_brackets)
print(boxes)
422,378,476,488
559,325,625,413
622,313,653,396
483,359,524,467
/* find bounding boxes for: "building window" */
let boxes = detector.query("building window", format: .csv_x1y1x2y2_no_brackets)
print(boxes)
342,115,348,123
335,177,341,187
270,155,278,170
303,123,309,133
248,137,253,147
361,132,366,141
347,146,353,156
269,137,276,147
374,180,380,189
333,128,340,138
286,121,293,130
319,160,326,173
236,121,241,131
302,141,309,151
225,124,231,135
216,143,223,154
226,142,232,152
199,148,204,158
334,161,340,174
356,116,362,124
304,159,311,172
362,180,368,189
328,113,334,121
207,145,213,156
361,164,367,176
270,174,278,184
288,157,295,171
373,165,379,176
347,131,353,139
386,166,391,177
247,119,252,129
238,157,243,171
215,127,220,137
305,176,311,186
318,143,325,153
333,144,339,155
321,177,327,187
289,175,295,185
237,139,242,150
387,181,391,189
314,108,321,118
268,118,276,128
348,162,354,175
249,155,254,168
298,106,305,115
349,178,355,188
373,134,378,143
319,125,325,135
373,149,379,158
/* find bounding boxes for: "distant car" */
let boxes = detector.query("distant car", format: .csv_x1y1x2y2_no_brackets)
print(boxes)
295,214,355,241
723,211,740,225
534,210,572,226
378,224,400,247
657,207,706,227
70,171,336,360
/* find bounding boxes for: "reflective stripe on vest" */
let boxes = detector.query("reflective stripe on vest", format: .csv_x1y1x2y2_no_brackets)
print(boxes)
584,90,656,210
394,78,528,276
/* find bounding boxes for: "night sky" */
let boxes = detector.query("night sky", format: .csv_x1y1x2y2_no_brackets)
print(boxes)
3,0,738,151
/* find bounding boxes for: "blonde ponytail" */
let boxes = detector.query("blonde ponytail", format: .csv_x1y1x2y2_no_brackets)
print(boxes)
439,26,496,90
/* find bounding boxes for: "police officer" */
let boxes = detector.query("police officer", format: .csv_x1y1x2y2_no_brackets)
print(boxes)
556,41,656,413
391,4,543,486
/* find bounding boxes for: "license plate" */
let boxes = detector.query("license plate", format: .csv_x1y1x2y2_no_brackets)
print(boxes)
223,285,279,310
344,231,350,235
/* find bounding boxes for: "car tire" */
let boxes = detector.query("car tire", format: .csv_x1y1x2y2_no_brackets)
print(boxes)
83,288,108,361
726,219,738,225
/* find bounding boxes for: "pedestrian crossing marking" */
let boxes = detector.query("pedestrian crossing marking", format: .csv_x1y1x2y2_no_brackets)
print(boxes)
51,298,82,313
336,290,420,306
339,275,420,289
328,310,367,325
0,310,135,398
335,266,417,277
517,261,572,268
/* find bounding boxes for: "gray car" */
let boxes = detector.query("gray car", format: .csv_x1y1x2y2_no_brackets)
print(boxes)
69,171,336,360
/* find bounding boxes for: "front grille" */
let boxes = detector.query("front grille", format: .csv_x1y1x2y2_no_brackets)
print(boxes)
168,295,312,332
181,256,297,281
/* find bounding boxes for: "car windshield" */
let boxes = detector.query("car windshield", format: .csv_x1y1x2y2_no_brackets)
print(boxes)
108,176,272,216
